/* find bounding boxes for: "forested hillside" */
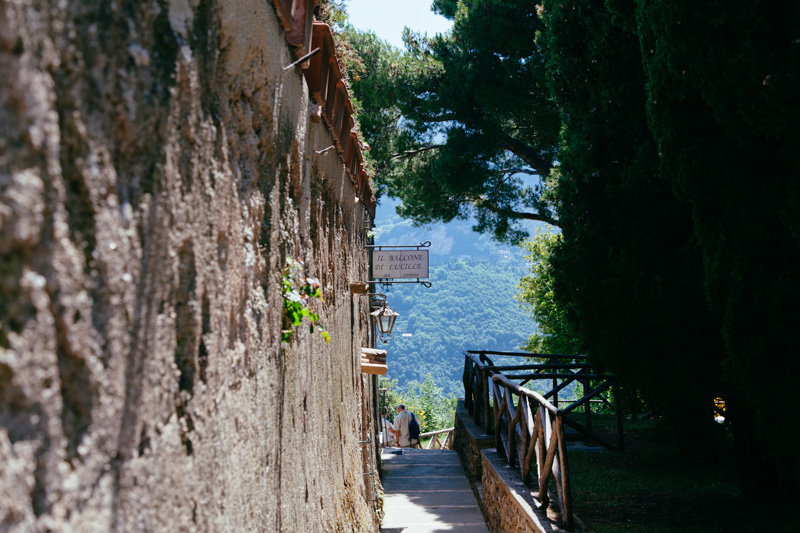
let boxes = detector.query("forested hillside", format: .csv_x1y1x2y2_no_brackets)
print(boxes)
373,197,542,396
380,256,534,396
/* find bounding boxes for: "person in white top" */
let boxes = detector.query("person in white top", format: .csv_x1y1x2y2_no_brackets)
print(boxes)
379,408,395,447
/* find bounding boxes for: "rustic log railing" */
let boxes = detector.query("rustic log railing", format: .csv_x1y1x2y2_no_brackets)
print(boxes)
304,22,376,217
463,351,585,434
272,0,318,56
462,350,496,432
462,350,625,530
492,373,575,530
462,350,623,451
419,427,454,450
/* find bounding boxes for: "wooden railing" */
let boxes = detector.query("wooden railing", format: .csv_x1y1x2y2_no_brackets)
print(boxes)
462,350,623,451
463,351,586,434
304,22,376,217
419,427,454,450
462,351,496,432
272,0,318,55
463,350,624,531
492,374,574,530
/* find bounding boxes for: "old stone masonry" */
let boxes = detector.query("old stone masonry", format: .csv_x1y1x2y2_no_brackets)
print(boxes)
1,1,380,531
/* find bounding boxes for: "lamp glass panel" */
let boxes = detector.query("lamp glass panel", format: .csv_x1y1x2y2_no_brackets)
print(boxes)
371,307,398,335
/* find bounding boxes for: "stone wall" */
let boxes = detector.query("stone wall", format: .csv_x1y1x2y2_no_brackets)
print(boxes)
453,400,494,482
480,450,576,533
454,403,581,532
0,1,377,531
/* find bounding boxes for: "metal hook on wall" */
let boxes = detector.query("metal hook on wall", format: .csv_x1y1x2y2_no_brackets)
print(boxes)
282,47,321,72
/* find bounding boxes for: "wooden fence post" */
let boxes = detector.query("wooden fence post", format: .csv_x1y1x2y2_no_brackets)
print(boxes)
556,415,574,530
614,381,625,452
483,368,493,434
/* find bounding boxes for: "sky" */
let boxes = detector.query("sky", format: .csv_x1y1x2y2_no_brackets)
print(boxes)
344,0,452,49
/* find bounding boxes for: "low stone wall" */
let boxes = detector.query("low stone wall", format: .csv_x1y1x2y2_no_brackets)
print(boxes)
453,400,494,482
453,401,582,533
481,450,579,533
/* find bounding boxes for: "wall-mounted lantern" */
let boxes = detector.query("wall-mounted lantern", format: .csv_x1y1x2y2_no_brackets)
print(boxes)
371,303,399,342
349,283,400,343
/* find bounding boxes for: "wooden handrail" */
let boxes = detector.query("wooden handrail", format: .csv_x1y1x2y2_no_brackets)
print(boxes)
465,350,588,359
492,373,559,414
419,427,454,438
491,373,574,530
503,372,606,380
487,363,591,371
419,427,454,450
267,6,379,217
462,350,628,530
299,22,375,211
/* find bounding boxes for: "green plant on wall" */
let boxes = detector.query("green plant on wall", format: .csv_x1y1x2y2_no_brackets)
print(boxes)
281,257,330,344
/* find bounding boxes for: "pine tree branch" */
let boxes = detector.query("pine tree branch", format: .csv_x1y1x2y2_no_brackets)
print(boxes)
486,167,538,178
391,145,443,160
475,197,560,227
501,135,553,177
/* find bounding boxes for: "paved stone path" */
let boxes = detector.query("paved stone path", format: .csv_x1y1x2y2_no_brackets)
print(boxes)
380,448,489,533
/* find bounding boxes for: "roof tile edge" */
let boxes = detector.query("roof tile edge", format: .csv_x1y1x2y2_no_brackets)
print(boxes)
272,1,376,218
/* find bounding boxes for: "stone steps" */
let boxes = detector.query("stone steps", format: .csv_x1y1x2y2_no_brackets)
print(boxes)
380,448,489,533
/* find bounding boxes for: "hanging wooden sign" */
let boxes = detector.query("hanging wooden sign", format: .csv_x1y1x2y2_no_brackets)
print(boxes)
371,249,429,279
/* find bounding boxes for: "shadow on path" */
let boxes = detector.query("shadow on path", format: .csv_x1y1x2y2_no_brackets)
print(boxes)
380,448,489,533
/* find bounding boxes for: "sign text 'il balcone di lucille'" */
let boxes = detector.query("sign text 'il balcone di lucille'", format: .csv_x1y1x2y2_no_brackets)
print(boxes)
371,250,429,279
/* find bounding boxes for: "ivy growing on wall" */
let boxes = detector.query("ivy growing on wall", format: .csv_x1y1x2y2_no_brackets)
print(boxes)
281,257,330,344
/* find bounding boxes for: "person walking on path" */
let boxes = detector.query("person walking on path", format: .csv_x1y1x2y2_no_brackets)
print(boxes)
389,404,419,448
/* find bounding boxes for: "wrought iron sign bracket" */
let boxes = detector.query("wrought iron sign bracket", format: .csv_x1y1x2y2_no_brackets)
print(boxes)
374,279,432,288
366,240,431,251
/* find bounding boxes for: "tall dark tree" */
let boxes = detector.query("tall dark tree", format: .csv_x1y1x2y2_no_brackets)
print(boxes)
636,0,800,495
541,0,725,455
543,0,799,496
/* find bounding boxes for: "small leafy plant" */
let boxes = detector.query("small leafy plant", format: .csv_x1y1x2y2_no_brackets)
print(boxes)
281,257,330,344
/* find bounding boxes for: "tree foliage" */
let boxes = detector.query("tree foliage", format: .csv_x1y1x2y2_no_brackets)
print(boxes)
540,0,726,442
635,0,800,487
348,0,560,243
349,0,800,495
516,229,580,354
540,0,799,493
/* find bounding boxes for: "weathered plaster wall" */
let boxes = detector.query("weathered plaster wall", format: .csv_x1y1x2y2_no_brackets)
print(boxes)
0,0,376,530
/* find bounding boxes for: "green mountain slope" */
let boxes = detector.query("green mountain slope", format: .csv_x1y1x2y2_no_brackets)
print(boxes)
380,257,535,396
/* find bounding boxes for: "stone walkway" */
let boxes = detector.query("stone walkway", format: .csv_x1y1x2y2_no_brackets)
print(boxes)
380,448,489,533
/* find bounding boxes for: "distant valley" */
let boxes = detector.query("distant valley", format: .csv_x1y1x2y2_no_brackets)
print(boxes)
373,199,547,396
